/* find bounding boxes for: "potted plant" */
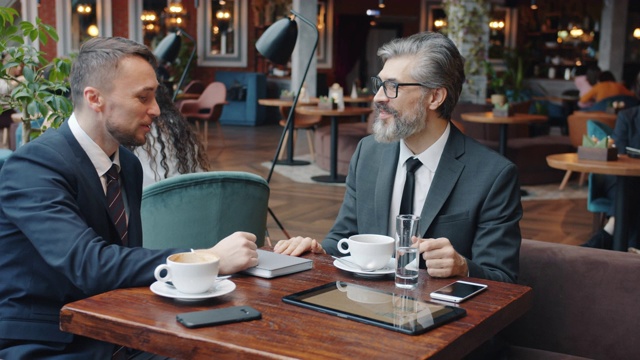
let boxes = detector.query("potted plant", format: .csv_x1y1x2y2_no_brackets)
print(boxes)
317,95,336,110
487,49,530,103
0,6,72,144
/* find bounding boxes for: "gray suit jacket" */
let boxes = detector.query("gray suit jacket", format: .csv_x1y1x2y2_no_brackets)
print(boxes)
0,122,182,351
323,125,522,283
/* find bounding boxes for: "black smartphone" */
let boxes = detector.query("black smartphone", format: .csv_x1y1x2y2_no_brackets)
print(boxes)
429,281,488,303
176,306,262,329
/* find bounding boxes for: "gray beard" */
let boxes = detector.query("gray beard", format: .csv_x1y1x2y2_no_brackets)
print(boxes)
373,100,426,143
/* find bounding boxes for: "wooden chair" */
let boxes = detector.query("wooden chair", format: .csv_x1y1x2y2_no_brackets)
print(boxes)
179,82,228,149
561,111,617,190
278,106,322,161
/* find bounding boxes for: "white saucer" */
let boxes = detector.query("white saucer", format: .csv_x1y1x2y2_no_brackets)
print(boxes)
150,279,236,301
333,256,395,277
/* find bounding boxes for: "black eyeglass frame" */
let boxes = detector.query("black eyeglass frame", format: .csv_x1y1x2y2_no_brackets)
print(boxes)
370,76,428,99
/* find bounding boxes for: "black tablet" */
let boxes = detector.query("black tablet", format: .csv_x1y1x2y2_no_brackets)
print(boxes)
282,281,466,335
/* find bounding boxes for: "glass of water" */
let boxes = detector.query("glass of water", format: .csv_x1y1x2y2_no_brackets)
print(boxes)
395,215,421,288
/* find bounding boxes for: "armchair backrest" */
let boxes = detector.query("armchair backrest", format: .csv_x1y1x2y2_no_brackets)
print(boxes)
183,80,206,94
567,112,617,148
198,82,227,109
141,171,269,250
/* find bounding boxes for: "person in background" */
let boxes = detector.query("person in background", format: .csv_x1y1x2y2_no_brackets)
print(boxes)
0,37,258,359
274,32,523,284
0,55,25,146
132,81,210,188
583,105,640,250
575,65,600,109
579,70,636,106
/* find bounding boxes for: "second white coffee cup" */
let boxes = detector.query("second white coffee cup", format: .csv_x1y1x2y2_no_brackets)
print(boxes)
154,251,220,294
337,234,395,271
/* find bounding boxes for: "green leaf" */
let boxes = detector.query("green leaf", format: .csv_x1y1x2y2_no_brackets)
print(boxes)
22,66,35,82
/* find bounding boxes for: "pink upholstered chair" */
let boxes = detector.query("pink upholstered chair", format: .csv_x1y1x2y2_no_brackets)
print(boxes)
179,82,228,149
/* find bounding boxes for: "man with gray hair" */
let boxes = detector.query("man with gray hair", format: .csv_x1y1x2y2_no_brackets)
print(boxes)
275,32,522,284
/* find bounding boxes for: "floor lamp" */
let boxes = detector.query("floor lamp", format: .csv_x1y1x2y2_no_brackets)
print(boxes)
256,10,319,239
256,10,319,183
153,29,197,102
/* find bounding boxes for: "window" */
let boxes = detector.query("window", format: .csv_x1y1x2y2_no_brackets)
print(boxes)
56,0,112,56
197,0,247,67
129,0,172,49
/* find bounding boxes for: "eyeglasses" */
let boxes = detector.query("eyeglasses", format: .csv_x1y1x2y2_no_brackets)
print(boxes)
370,76,428,99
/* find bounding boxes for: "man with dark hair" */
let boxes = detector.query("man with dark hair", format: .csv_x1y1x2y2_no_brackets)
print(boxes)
0,37,258,358
275,32,522,283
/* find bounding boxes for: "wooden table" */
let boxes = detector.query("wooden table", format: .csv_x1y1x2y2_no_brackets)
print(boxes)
258,98,320,166
296,106,373,183
547,153,640,251
60,252,532,360
460,112,548,156
343,95,374,104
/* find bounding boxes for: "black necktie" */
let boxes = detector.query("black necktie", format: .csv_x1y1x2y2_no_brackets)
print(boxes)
399,157,422,215
105,165,128,245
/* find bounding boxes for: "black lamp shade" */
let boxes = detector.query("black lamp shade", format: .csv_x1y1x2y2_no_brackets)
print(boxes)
153,32,181,63
255,17,298,65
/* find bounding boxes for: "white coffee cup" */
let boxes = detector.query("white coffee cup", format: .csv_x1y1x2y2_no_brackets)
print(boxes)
337,234,394,271
154,251,220,294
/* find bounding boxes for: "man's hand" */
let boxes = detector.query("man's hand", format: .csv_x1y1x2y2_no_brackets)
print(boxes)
414,237,468,278
273,236,325,256
205,231,258,274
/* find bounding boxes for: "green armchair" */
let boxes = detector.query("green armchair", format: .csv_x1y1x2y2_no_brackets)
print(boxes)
141,171,270,250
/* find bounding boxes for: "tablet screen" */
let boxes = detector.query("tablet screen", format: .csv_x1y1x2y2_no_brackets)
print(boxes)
282,281,466,335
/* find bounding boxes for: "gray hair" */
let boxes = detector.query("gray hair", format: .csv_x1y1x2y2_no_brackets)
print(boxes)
377,32,465,120
70,37,157,107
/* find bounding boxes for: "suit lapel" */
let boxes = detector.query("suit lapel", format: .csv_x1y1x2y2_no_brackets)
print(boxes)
374,143,399,236
418,126,465,236
60,123,130,245
59,123,107,207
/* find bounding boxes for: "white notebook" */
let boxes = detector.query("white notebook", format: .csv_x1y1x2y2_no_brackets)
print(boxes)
243,250,313,278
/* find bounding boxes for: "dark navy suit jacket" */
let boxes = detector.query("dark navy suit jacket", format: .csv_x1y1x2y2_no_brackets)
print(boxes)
613,106,640,154
0,122,180,354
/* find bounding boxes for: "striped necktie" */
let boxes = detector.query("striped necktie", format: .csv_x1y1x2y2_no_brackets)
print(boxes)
105,165,128,245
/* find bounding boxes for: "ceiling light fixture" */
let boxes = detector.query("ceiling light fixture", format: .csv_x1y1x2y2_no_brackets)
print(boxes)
378,0,385,9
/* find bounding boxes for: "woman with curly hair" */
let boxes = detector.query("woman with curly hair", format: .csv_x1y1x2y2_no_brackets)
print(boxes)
133,82,210,187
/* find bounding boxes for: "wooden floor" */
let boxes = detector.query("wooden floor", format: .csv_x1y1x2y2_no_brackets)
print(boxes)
206,123,593,247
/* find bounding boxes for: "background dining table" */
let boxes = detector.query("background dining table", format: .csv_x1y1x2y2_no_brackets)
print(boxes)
460,112,548,156
60,250,532,360
295,106,373,183
547,153,640,251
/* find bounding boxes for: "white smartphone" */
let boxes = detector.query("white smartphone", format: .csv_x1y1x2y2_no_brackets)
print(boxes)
429,280,488,303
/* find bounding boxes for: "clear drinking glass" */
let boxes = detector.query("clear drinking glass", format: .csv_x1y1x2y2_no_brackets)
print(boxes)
395,215,421,288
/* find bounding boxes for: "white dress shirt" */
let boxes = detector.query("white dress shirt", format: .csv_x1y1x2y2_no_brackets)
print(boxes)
388,123,450,237
68,114,128,220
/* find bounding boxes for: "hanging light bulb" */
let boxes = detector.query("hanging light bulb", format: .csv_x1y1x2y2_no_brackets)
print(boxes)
378,0,385,9
87,24,99,37
634,28,640,39
530,0,538,10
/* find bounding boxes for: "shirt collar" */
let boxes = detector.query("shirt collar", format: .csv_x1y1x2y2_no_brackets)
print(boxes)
399,122,450,172
68,113,121,177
